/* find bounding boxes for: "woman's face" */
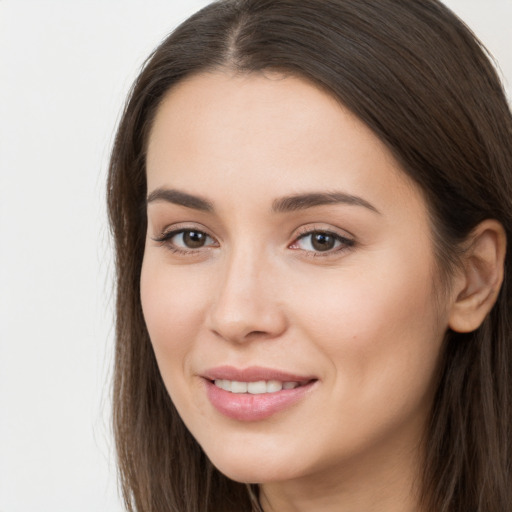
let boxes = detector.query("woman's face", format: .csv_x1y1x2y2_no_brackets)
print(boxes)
141,72,451,486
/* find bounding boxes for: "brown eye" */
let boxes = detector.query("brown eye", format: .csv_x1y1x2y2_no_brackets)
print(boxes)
310,233,336,251
293,230,354,254
155,229,217,252
182,230,208,248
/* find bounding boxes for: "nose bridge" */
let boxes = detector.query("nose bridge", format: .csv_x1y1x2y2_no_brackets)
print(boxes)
208,240,286,342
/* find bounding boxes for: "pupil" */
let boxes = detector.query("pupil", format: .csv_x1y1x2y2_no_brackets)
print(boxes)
312,233,335,251
184,231,206,248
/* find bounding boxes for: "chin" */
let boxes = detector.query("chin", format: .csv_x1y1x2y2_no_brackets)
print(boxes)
203,443,306,484
214,461,293,484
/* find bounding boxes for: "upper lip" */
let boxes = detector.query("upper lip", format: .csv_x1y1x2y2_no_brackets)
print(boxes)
201,365,317,383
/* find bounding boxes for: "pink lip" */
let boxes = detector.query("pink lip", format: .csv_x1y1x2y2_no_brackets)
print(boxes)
202,365,316,383
202,366,317,422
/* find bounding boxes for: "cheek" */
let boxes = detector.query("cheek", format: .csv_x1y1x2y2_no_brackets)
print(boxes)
140,256,210,377
289,250,444,414
292,255,437,340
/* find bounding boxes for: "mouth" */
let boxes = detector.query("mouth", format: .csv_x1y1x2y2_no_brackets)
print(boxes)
201,366,318,421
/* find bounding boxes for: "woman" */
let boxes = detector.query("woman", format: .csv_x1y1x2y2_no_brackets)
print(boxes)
107,1,512,511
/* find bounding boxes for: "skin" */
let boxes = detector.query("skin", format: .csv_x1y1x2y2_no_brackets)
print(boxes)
141,71,460,512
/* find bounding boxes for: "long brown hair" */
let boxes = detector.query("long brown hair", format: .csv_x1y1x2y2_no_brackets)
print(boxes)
107,1,512,510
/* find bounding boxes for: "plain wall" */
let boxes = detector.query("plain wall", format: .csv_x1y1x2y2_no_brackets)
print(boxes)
0,1,510,511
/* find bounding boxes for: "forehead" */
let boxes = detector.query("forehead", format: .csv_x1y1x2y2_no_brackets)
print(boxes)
146,71,422,217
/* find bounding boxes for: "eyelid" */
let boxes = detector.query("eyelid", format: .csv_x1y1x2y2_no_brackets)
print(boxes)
292,223,355,239
152,221,214,240
153,228,215,244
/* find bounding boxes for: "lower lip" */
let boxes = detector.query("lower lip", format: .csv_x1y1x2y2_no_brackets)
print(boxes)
204,379,316,422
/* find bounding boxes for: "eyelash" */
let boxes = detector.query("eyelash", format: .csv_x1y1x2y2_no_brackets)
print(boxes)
152,227,355,257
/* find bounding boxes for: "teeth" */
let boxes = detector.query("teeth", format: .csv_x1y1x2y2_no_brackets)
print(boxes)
248,381,267,394
213,379,301,394
231,381,248,393
266,380,283,393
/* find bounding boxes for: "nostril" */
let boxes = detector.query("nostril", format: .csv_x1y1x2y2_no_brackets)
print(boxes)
247,330,269,337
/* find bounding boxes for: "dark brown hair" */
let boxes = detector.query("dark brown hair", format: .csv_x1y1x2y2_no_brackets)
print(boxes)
107,1,512,510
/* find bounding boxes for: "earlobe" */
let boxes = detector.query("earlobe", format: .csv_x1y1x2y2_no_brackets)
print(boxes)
448,220,507,333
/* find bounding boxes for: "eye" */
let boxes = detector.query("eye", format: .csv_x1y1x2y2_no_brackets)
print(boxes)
153,228,217,252
173,230,214,249
290,230,354,254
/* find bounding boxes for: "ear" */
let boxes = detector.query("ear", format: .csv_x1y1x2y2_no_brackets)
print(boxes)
449,219,507,333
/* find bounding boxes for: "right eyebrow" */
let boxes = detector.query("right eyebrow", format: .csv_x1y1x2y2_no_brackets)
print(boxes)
146,188,214,212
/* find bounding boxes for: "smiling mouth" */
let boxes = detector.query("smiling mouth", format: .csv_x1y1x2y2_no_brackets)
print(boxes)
205,376,318,421
212,379,306,394
201,366,318,420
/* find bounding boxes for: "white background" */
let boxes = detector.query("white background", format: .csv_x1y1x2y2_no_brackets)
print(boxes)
0,1,510,511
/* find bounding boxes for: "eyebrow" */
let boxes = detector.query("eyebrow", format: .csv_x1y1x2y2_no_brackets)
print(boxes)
271,192,380,214
146,187,379,215
146,188,213,212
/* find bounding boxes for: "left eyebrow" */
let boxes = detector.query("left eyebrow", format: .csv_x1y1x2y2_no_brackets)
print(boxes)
271,191,380,214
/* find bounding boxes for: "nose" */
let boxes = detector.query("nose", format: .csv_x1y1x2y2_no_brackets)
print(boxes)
206,246,288,344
